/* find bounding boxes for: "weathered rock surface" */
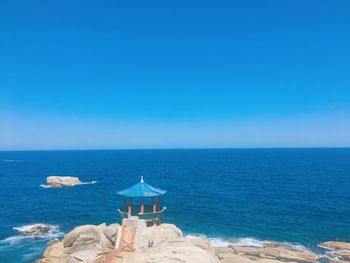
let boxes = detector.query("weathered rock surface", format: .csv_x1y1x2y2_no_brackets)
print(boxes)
14,224,56,237
98,238,220,263
319,241,350,262
141,223,183,248
39,223,118,263
103,224,120,244
214,242,319,263
39,240,68,263
46,176,82,188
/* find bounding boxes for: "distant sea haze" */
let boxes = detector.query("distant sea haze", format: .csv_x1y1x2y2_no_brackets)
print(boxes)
0,148,349,262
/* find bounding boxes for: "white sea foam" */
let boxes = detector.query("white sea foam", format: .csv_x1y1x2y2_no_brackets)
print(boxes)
231,237,269,248
185,234,307,251
40,184,52,188
185,233,268,247
208,237,234,247
79,180,97,185
185,233,208,240
208,237,269,248
40,180,97,188
3,159,22,162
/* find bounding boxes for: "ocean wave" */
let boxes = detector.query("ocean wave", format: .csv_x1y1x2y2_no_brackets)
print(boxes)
40,184,52,188
185,233,267,248
185,233,307,251
0,224,63,245
3,159,23,162
79,180,97,185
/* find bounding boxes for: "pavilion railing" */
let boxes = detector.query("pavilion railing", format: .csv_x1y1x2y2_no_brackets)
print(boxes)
117,207,167,223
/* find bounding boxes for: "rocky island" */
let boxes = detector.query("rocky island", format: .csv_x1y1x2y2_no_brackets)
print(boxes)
36,222,350,263
42,176,96,188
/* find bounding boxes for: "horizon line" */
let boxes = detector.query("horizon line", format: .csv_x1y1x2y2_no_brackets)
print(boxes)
1,146,350,152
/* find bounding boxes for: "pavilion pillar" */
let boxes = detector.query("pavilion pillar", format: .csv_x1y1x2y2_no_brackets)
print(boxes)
140,198,144,214
157,197,160,211
128,198,132,214
152,197,156,213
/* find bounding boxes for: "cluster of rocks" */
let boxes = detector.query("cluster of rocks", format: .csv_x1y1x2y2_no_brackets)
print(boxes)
37,222,350,263
38,223,119,263
319,241,350,263
14,224,57,238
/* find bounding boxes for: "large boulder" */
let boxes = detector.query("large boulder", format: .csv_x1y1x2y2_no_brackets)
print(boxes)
46,176,82,188
39,223,119,263
37,240,68,263
141,223,183,248
63,224,114,253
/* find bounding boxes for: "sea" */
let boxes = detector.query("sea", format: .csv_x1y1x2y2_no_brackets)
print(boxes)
0,148,349,262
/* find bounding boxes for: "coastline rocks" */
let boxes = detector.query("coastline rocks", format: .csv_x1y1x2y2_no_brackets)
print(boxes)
98,237,220,263
46,176,82,188
214,242,319,263
319,241,350,262
39,222,350,263
40,240,68,263
14,224,57,237
39,223,118,263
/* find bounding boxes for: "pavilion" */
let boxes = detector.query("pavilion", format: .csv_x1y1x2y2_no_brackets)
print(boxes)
117,176,167,224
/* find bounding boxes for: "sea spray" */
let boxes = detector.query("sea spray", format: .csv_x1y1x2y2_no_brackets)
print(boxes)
0,224,63,245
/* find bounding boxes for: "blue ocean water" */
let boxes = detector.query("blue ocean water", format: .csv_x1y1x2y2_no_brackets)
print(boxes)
0,149,349,262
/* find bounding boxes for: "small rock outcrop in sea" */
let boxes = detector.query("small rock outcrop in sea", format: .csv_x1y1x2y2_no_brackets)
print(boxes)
42,176,96,188
319,241,350,263
38,222,343,263
14,224,57,238
45,176,81,187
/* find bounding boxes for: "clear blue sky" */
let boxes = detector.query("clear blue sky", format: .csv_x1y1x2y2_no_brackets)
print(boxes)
0,0,349,150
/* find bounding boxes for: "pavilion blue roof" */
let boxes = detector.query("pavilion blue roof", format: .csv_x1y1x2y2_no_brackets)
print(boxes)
117,177,167,198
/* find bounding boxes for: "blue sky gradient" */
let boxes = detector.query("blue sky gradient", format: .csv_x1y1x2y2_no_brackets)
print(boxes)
1,0,350,150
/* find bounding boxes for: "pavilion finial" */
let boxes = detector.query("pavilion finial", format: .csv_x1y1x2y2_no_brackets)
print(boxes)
140,176,144,183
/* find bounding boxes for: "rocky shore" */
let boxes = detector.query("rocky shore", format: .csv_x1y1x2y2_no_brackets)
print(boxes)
37,223,350,263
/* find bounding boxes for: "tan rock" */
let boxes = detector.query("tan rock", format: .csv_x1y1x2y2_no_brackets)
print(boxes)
63,224,113,252
140,223,183,248
320,241,350,251
187,236,217,255
104,224,120,244
46,176,81,188
149,238,220,263
214,242,318,263
63,225,101,248
67,248,107,263
319,241,350,262
37,241,68,263
98,237,220,263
